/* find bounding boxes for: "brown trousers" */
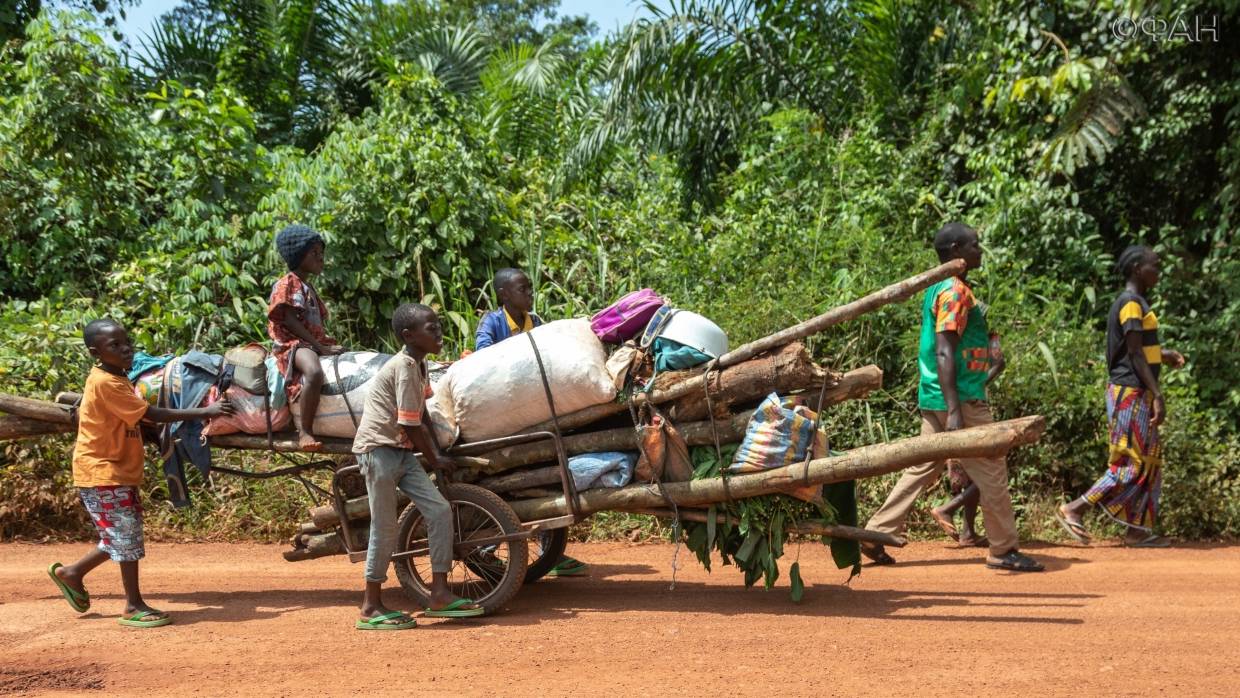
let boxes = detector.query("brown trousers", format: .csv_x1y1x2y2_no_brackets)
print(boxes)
865,401,1019,557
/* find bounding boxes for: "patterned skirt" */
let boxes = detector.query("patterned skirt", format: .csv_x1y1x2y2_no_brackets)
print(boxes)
1083,384,1163,531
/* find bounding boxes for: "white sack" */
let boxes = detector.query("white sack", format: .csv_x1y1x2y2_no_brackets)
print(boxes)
291,352,452,440
437,319,616,443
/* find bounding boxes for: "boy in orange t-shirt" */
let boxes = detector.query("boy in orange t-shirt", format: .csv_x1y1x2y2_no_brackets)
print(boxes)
47,319,232,628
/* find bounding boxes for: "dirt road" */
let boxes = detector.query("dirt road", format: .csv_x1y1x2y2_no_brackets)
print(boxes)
2,540,1238,696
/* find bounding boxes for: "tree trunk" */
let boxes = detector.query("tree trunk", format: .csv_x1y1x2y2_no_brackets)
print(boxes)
519,341,832,435
667,361,879,422
283,530,367,562
0,393,75,424
507,416,1045,521
0,415,74,440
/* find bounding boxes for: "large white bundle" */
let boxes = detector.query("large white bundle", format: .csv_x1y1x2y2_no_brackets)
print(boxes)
291,352,451,440
436,319,615,443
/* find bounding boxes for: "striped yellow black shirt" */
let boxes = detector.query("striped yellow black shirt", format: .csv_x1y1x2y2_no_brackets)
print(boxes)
1106,290,1161,387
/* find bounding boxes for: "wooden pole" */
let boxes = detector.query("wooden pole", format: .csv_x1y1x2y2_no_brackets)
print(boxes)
716,259,965,367
0,393,74,424
633,508,907,548
507,416,1045,521
209,433,355,454
0,415,74,441
517,262,961,434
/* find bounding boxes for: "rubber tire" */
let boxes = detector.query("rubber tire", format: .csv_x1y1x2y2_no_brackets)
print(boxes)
393,483,528,615
523,527,569,584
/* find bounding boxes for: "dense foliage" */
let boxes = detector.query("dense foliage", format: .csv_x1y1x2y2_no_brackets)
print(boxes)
1,1,1237,542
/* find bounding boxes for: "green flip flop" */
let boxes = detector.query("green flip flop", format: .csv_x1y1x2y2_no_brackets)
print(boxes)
118,610,172,628
545,557,589,578
356,611,417,630
423,598,485,618
47,563,89,613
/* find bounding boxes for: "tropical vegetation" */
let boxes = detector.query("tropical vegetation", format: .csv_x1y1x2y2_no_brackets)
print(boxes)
2,0,1237,542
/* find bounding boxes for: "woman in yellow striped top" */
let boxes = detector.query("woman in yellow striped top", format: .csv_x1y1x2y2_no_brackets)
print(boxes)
1056,246,1185,547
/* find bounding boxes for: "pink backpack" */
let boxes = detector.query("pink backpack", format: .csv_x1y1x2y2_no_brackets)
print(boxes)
590,289,665,344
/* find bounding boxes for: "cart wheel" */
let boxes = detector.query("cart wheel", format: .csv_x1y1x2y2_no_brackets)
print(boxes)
394,483,528,615
523,527,569,583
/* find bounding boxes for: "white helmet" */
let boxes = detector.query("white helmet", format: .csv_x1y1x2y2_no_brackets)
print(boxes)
658,310,728,359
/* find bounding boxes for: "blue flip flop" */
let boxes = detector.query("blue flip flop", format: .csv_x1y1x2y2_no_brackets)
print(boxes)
423,598,485,618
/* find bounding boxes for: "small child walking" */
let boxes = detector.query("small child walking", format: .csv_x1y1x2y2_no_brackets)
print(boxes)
48,319,232,627
351,303,484,630
267,224,345,452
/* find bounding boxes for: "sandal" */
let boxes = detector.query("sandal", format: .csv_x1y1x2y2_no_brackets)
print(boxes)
1054,507,1092,544
424,598,485,618
860,543,896,566
985,550,1044,572
356,611,417,630
47,563,90,613
545,556,589,577
118,610,172,628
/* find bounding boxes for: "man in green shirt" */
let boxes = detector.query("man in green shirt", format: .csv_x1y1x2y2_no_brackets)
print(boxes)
863,222,1043,572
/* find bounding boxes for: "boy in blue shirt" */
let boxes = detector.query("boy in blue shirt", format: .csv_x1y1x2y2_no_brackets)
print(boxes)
475,268,543,350
474,268,588,578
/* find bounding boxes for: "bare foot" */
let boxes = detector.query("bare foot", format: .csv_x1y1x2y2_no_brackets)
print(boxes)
929,508,959,541
1057,504,1092,543
360,603,407,621
958,532,989,548
297,432,323,452
54,565,87,596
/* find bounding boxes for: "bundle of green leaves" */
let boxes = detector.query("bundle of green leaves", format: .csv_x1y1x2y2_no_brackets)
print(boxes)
678,444,839,602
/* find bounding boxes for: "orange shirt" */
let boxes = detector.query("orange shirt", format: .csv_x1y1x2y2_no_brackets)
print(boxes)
72,367,150,487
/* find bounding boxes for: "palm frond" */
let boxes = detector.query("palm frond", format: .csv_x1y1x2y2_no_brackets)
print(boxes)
410,24,490,95
132,16,223,88
1040,70,1146,175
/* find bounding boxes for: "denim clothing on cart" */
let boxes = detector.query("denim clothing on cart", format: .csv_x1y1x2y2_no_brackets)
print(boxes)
159,351,230,508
